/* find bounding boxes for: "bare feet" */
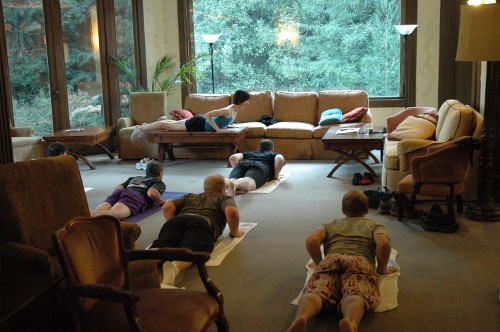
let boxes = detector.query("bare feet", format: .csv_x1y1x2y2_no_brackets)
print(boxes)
227,179,236,198
287,317,306,332
339,318,356,332
130,125,141,142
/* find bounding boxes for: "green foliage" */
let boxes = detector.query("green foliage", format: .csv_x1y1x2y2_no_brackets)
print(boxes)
193,0,401,96
109,53,206,95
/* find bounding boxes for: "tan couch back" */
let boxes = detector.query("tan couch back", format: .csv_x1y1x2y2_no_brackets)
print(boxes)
129,92,168,125
184,94,232,115
235,90,273,123
273,91,318,123
317,90,369,118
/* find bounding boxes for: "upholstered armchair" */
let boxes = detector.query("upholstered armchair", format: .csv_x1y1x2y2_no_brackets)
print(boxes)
10,125,44,161
54,216,229,332
397,136,481,222
118,92,168,160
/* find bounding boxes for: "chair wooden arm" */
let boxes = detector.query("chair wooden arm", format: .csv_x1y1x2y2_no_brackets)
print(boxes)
76,284,140,304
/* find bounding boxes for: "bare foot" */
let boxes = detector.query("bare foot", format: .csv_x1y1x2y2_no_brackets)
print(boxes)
287,317,307,332
227,180,236,198
339,318,356,332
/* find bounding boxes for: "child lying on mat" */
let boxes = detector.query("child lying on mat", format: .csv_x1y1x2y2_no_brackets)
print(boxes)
91,161,166,220
149,174,244,287
288,190,398,332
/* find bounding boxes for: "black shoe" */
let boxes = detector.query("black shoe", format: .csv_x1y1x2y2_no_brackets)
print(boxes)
352,173,362,185
364,172,375,183
420,216,459,233
378,200,392,214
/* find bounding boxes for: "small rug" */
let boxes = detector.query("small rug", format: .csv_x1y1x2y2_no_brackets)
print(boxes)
123,191,186,223
291,248,400,312
237,172,292,194
148,222,258,266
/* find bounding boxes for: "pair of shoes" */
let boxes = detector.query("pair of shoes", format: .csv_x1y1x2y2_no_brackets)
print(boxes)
378,199,393,214
135,158,152,170
420,204,459,233
352,173,372,185
389,198,422,218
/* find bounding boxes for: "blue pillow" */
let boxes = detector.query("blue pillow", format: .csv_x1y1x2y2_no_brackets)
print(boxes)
319,108,342,125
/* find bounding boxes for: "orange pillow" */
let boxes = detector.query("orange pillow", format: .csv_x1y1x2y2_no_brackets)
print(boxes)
170,109,194,120
341,107,368,123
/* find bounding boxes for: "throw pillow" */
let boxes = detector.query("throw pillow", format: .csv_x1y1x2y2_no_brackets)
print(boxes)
319,108,342,125
341,107,368,123
170,109,194,120
388,113,437,141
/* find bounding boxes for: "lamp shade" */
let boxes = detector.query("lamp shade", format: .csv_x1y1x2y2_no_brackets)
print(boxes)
395,24,418,35
456,3,500,61
202,34,221,44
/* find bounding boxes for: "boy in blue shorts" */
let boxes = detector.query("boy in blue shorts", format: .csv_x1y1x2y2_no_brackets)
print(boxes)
288,190,397,332
91,160,166,220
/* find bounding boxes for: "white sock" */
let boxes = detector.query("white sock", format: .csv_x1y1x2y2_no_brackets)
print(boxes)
161,261,179,286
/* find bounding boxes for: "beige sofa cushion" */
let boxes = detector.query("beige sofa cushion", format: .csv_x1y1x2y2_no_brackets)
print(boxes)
273,91,317,124
234,122,266,137
235,90,273,123
184,94,231,115
265,122,315,139
317,90,369,116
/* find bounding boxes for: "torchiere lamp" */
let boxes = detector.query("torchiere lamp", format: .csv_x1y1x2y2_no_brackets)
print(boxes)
395,24,418,108
202,34,221,94
456,2,500,221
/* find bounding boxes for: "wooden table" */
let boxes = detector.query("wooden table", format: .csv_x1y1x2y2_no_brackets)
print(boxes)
322,126,385,178
43,126,115,170
146,127,247,164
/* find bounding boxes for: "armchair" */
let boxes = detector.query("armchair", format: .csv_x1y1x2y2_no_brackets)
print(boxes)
397,136,481,223
10,125,44,161
53,216,228,332
118,92,168,160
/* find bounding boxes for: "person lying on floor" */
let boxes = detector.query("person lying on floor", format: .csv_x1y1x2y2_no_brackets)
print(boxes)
130,89,251,142
226,139,285,198
91,160,166,220
150,174,244,287
288,190,398,332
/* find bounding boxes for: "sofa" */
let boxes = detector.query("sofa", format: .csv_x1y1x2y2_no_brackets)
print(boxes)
381,99,483,201
11,126,44,161
147,90,372,161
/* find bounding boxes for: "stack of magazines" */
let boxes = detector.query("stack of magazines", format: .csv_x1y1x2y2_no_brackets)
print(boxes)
336,127,360,135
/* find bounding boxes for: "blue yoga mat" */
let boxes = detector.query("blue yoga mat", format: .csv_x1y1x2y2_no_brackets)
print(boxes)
122,191,186,223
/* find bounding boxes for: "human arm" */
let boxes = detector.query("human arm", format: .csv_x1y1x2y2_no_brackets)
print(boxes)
225,205,244,238
229,153,244,167
162,201,177,221
205,107,232,132
272,154,285,180
305,229,326,266
147,187,166,205
374,233,397,274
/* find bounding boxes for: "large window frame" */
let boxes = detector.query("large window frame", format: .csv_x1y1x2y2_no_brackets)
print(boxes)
179,0,417,108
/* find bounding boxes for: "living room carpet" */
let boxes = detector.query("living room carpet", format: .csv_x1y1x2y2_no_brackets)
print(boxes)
122,191,186,223
291,248,400,312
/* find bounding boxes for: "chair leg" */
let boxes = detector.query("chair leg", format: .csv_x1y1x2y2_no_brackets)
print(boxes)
447,185,456,222
456,194,463,213
398,193,406,221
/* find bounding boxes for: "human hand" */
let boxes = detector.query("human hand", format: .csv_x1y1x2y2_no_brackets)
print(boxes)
379,266,400,275
307,262,317,269
230,230,245,238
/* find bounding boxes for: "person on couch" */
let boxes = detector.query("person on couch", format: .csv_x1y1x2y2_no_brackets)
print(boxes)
150,174,244,287
226,139,285,198
288,190,397,332
130,89,251,141
91,160,166,220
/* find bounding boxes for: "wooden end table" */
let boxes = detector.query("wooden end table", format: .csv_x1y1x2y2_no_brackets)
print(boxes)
322,126,385,178
43,126,115,170
146,127,247,165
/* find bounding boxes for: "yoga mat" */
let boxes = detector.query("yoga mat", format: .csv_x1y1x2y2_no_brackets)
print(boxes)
237,172,292,194
291,248,400,313
122,191,186,223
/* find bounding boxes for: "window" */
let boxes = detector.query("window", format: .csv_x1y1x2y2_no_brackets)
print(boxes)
189,0,413,105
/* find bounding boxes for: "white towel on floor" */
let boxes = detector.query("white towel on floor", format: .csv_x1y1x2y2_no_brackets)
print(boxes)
291,249,400,313
238,172,292,194
207,222,258,266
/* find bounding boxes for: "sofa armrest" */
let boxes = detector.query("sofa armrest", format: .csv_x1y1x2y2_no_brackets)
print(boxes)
11,127,35,137
118,117,134,130
0,242,54,276
397,139,439,155
158,115,169,121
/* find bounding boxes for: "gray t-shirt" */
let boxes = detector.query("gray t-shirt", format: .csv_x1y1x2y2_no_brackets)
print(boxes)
322,217,388,266
171,192,236,239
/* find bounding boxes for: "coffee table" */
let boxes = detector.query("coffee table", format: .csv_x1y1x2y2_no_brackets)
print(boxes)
146,127,247,164
43,126,115,170
322,126,385,178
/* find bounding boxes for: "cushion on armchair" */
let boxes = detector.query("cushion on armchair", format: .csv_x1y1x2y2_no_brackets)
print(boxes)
388,113,438,141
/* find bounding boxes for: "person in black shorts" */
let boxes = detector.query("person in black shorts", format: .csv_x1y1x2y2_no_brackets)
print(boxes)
91,161,166,220
150,174,244,287
226,139,285,198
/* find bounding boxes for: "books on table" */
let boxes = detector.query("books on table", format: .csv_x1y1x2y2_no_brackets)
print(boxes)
336,127,360,135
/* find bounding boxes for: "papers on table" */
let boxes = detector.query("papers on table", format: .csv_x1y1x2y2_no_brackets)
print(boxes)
336,127,360,135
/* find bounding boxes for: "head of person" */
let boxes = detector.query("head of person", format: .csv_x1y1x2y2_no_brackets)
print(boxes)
233,90,251,106
342,190,369,217
46,141,68,157
259,139,274,152
146,160,164,179
203,174,226,194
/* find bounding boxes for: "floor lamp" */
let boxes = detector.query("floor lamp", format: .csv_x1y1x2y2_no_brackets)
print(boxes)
395,25,418,109
456,3,500,221
202,34,221,94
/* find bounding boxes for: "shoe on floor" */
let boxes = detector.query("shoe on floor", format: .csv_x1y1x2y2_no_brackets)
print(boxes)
364,172,375,182
420,216,459,233
359,174,372,185
378,200,392,214
352,173,362,185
